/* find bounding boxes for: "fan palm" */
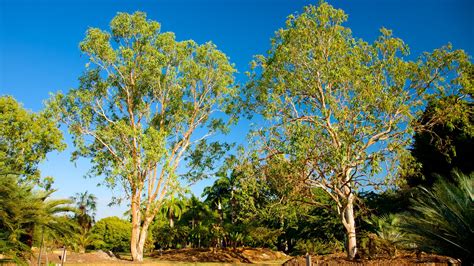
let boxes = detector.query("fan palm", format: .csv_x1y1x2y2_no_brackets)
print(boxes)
401,171,473,265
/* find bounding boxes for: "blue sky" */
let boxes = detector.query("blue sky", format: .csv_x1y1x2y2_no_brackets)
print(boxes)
1,0,472,219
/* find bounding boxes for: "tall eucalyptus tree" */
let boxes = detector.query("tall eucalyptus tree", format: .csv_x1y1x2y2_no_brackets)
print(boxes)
246,2,472,259
49,12,237,261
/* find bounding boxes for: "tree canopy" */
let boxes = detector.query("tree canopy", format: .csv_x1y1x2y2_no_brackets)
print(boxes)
0,96,64,187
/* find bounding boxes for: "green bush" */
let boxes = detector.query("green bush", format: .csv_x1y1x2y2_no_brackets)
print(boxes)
90,217,131,252
152,223,189,249
247,227,282,248
293,239,343,255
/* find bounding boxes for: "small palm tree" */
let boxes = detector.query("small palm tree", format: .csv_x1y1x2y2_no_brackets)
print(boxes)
36,192,77,240
71,191,97,230
365,214,404,257
401,171,473,265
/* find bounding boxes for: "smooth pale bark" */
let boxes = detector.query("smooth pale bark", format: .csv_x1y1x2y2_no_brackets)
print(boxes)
343,199,357,260
136,217,153,261
341,169,357,260
131,188,157,262
130,192,141,261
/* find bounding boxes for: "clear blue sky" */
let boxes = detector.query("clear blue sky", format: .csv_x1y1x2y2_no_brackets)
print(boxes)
1,0,472,219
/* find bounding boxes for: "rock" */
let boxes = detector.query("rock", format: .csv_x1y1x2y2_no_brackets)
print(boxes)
105,250,116,258
95,250,116,260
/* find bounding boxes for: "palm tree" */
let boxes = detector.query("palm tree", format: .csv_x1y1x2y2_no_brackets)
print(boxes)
202,171,240,223
0,174,75,262
401,171,473,265
186,195,211,229
182,195,217,247
70,191,97,253
203,176,231,211
71,191,97,231
160,195,186,228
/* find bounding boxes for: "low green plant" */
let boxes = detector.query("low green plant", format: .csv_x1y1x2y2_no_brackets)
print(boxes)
361,214,404,258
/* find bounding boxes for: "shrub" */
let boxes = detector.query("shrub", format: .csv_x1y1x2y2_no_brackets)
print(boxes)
90,217,131,252
247,227,282,249
293,239,343,255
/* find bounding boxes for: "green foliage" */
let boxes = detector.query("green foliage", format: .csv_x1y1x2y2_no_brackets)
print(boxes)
0,96,72,262
159,194,186,228
90,217,132,252
407,98,473,187
293,239,342,255
0,96,64,187
365,214,404,244
71,191,97,231
400,171,474,264
152,223,189,249
247,227,282,249
70,191,98,252
202,154,345,252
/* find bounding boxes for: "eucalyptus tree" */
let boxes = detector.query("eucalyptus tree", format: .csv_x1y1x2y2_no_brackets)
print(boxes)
246,2,472,259
49,12,236,261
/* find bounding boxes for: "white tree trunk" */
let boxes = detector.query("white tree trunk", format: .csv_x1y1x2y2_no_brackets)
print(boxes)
136,217,153,261
341,169,357,260
343,196,357,260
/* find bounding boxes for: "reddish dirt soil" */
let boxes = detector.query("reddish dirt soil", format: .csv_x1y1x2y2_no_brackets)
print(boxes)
283,252,460,266
26,248,288,265
150,247,289,263
15,249,458,265
31,250,124,265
